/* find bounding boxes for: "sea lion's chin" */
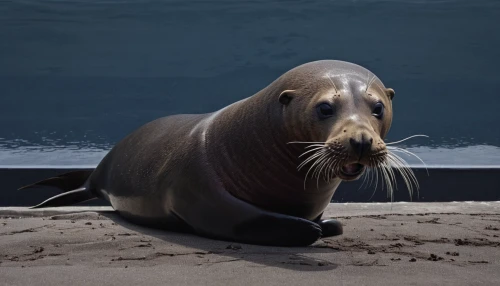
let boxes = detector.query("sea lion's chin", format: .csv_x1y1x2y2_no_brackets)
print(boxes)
338,163,366,181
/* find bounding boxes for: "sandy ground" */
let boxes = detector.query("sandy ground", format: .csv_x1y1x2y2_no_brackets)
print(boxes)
1,202,499,286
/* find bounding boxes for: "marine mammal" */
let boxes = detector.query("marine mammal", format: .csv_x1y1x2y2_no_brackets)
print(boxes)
22,60,398,246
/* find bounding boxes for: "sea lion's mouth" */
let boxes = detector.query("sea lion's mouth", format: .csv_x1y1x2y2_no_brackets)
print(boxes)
339,163,365,181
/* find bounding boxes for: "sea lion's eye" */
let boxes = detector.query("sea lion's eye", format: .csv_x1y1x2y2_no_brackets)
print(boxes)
316,103,334,119
372,102,384,119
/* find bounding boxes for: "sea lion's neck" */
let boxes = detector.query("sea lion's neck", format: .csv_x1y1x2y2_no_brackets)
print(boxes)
205,92,338,220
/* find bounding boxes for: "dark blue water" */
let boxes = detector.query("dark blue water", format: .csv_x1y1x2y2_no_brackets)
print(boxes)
1,0,499,167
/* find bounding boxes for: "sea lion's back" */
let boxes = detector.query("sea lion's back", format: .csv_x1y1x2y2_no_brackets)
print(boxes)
89,113,210,200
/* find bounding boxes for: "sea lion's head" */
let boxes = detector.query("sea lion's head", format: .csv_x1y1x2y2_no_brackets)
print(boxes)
277,60,395,182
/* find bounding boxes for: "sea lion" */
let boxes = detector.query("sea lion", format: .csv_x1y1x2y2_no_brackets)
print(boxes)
21,60,396,246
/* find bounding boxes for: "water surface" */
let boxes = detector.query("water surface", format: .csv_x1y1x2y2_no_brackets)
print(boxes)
1,0,499,167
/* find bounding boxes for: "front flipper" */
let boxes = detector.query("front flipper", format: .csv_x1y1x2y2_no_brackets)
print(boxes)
314,213,343,237
232,213,322,247
172,180,323,247
318,219,343,237
173,159,327,247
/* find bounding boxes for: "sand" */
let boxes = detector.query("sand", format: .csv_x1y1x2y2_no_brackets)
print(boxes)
1,202,499,286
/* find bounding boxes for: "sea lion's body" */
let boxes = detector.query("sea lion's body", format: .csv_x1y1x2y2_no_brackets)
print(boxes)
25,60,396,246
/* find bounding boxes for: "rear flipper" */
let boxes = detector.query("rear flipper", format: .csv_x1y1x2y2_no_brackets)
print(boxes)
18,170,93,192
30,188,96,209
19,170,97,208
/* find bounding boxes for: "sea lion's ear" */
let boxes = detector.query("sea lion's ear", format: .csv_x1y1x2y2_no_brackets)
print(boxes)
279,90,295,105
385,88,395,100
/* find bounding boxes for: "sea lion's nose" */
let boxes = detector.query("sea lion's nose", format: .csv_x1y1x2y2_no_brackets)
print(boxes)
349,135,373,159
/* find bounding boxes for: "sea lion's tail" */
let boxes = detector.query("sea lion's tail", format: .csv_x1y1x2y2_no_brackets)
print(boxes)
18,170,97,208
30,188,95,209
18,170,93,192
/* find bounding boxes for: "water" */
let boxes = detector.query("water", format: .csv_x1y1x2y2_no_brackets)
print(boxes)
1,0,499,167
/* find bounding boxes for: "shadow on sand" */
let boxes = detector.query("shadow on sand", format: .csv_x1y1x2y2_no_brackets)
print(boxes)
97,210,340,271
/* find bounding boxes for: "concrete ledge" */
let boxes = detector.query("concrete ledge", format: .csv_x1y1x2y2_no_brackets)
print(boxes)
1,202,499,285
1,202,500,218
2,166,500,206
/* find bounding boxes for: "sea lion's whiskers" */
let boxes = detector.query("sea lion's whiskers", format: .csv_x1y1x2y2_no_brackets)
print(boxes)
293,142,331,189
305,144,326,149
294,141,347,187
370,166,376,191
314,156,331,189
387,160,398,189
299,146,326,158
387,146,429,175
312,154,328,179
380,162,394,202
365,134,429,201
287,141,328,144
365,70,373,93
322,156,334,182
380,158,395,202
315,149,342,187
304,151,330,190
328,159,341,183
362,146,422,202
385,134,429,145
296,143,347,189
374,164,380,193
365,170,372,190
314,150,338,184
378,165,385,196
317,153,334,180
365,74,378,93
327,158,340,182
387,152,419,188
370,157,380,189
386,155,411,196
386,155,412,186
326,74,339,93
366,164,374,190
386,151,420,198
368,164,381,201
297,149,326,171
335,159,343,178
358,164,368,189
298,155,323,175
358,167,371,190
366,158,375,190
380,161,393,201
376,164,387,198
388,150,424,199
358,170,367,190
367,167,374,188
